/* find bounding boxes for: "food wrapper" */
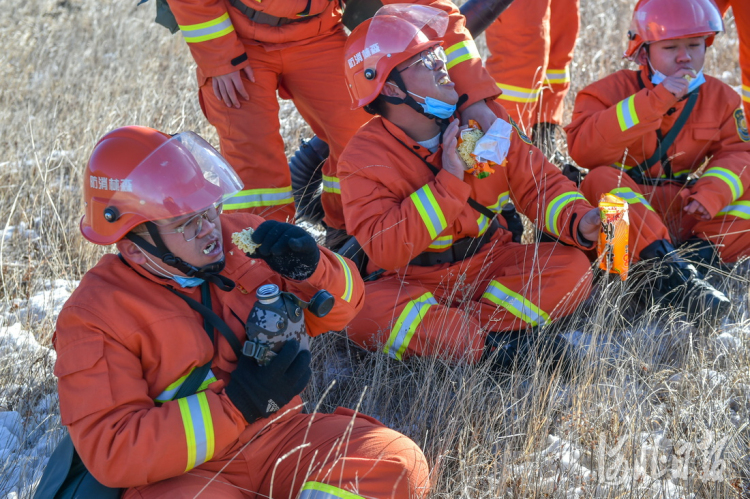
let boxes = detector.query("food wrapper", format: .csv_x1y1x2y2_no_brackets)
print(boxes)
456,120,501,179
597,193,629,281
472,117,512,165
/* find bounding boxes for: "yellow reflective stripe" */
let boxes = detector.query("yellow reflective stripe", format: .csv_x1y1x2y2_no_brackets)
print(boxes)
428,235,453,249
482,280,549,326
180,13,235,43
544,192,587,236
496,83,541,103
616,95,640,131
178,392,215,471
224,186,293,210
333,254,353,302
409,185,447,240
543,68,570,85
717,200,750,219
445,40,480,70
702,167,743,201
662,169,691,178
611,162,634,171
488,191,510,212
742,84,750,103
611,187,654,212
477,214,490,236
155,369,216,403
384,292,437,361
322,174,341,194
299,481,365,499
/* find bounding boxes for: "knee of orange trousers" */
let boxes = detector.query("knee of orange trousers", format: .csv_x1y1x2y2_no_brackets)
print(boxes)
345,280,487,363
580,167,671,259
122,468,247,499
692,215,750,263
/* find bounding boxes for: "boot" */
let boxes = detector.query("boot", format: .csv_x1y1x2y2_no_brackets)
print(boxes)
484,330,576,376
639,239,731,325
531,122,564,164
679,237,729,275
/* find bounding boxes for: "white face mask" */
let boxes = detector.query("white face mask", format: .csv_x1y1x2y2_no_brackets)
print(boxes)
137,247,204,287
648,58,705,92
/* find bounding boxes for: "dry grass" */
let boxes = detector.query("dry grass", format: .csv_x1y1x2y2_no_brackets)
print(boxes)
0,0,747,497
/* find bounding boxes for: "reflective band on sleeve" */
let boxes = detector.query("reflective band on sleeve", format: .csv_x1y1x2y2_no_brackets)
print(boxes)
702,167,744,201
611,162,634,171
322,175,341,195
384,292,437,361
488,192,510,213
333,254,353,303
615,95,640,132
445,40,480,70
155,369,217,403
742,84,750,103
476,214,490,236
543,67,570,85
496,83,541,104
224,186,294,210
610,187,654,212
180,13,235,43
299,481,365,499
178,392,215,471
544,192,587,236
428,235,453,250
409,185,447,239
482,280,549,327
717,200,750,219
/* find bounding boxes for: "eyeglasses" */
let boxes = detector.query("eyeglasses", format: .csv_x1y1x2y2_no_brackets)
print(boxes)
160,203,223,242
397,46,447,73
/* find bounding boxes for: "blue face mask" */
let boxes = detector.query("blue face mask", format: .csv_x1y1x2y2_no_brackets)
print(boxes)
172,275,205,288
408,91,457,119
649,60,705,92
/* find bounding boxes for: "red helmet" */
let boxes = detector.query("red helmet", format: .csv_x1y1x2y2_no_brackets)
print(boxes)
624,0,724,60
344,4,448,109
81,126,243,245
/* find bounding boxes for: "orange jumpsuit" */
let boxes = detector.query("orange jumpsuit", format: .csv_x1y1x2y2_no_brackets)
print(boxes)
168,0,495,231
485,0,580,129
715,0,750,117
338,101,595,364
53,213,429,498
565,68,750,263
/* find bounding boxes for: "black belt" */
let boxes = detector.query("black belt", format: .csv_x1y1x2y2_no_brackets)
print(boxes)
228,0,316,27
409,220,499,267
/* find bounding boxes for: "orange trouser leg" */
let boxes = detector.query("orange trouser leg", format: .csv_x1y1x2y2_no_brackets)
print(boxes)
199,46,294,222
280,30,372,231
347,241,592,363
579,167,672,261
537,0,579,126
126,410,429,499
485,0,551,129
692,188,750,263
734,1,750,116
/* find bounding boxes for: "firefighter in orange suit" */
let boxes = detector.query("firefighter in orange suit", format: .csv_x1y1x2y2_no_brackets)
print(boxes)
167,0,500,236
484,0,580,159
715,0,750,117
52,126,429,497
338,5,602,368
565,0,734,322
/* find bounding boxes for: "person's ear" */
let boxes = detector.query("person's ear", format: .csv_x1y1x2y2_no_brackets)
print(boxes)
635,46,649,66
381,81,405,98
117,239,147,265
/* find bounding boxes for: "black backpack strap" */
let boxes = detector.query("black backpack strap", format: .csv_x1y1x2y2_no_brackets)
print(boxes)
627,88,699,184
167,283,244,358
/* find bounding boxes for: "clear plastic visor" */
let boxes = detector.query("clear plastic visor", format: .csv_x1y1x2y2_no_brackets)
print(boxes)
108,131,243,222
631,0,723,43
363,4,448,68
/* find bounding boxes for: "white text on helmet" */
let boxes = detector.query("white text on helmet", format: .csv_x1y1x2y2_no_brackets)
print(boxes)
347,43,381,69
90,176,133,192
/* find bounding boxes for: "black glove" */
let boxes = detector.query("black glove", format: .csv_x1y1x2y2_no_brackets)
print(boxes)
225,340,312,423
251,221,320,280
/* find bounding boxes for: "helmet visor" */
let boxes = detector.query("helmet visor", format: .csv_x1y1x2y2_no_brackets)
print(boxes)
107,132,243,222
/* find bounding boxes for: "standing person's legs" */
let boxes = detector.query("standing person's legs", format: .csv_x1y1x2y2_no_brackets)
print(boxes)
281,29,372,232
484,0,551,129
198,46,295,222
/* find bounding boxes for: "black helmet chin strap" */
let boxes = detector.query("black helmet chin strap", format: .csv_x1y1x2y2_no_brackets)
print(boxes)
126,222,235,292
